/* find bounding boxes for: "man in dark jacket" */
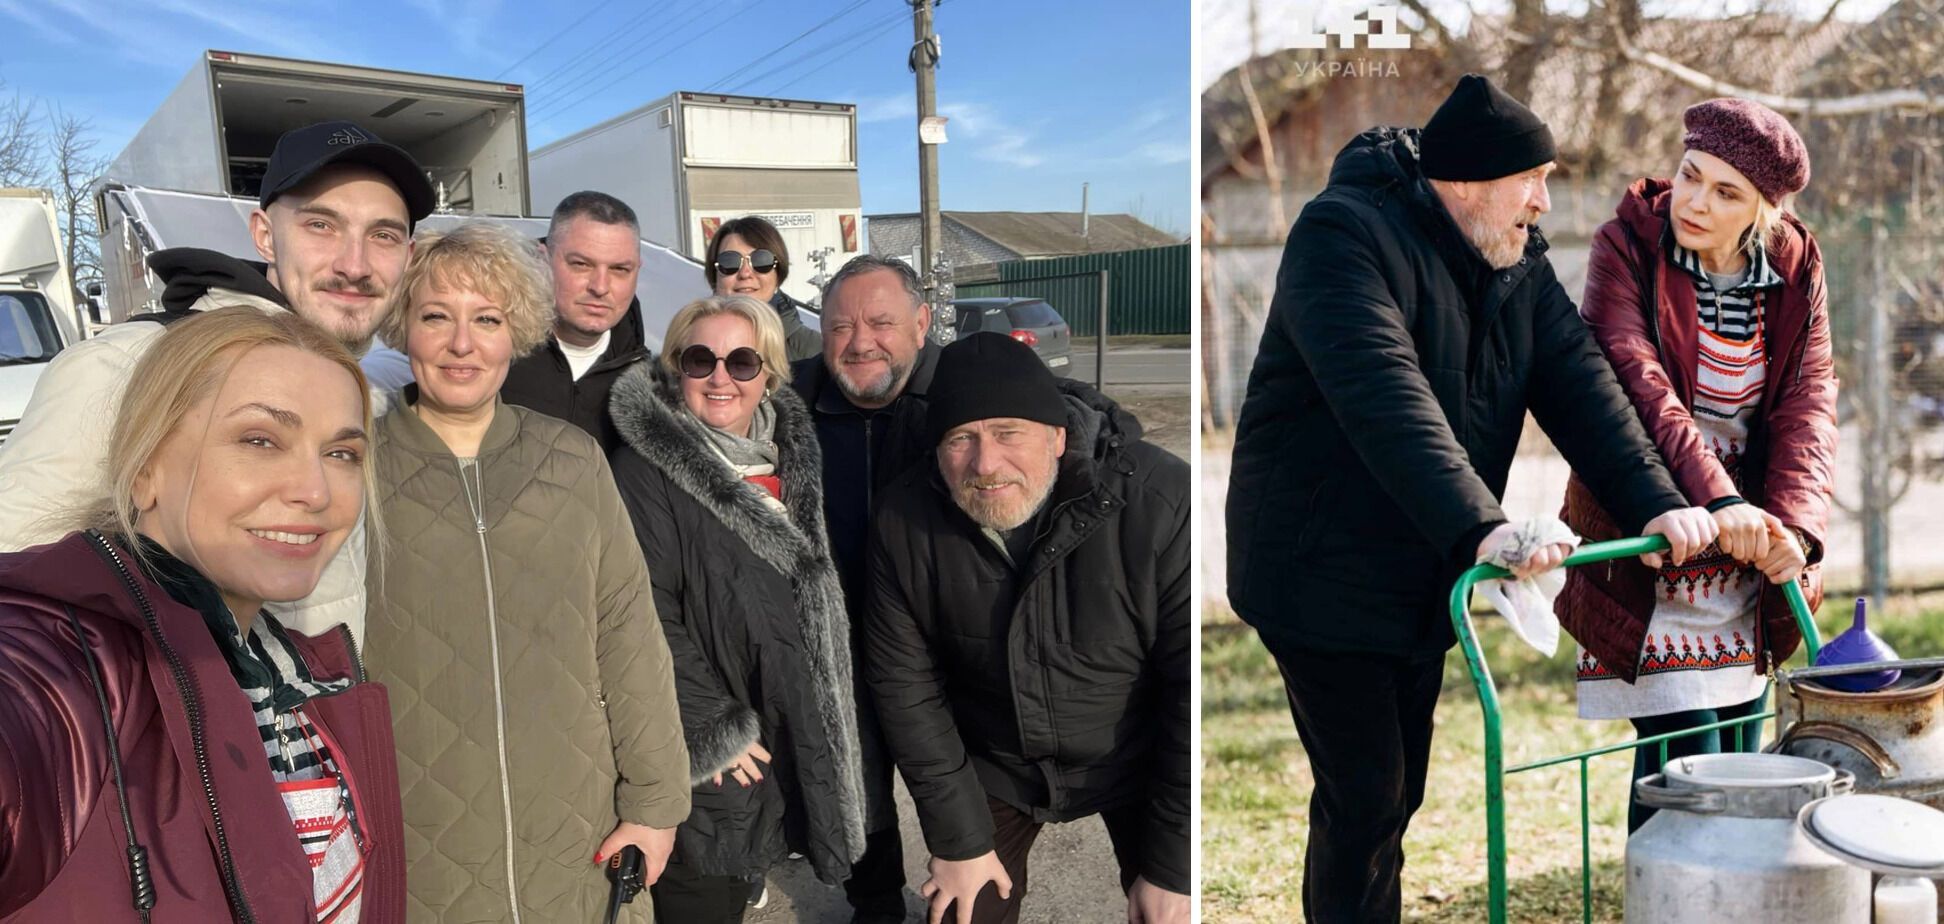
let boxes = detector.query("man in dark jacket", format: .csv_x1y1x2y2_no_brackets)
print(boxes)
790,253,938,922
499,190,649,453
1224,74,1715,922
868,333,1191,924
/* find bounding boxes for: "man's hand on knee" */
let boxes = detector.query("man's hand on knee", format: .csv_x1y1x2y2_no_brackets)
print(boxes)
920,851,1012,924
1126,875,1189,924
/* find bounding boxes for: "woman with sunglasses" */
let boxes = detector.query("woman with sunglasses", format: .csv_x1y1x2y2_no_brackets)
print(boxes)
705,216,824,362
361,222,691,921
607,294,867,922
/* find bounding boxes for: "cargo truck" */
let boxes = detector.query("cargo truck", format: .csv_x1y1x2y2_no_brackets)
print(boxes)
528,91,862,305
0,188,83,447
95,50,707,331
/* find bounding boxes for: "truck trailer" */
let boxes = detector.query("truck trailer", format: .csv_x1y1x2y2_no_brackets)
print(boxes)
95,50,708,330
528,91,862,304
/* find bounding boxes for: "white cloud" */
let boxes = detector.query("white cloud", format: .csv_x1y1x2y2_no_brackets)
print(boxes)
939,100,1044,169
854,91,915,124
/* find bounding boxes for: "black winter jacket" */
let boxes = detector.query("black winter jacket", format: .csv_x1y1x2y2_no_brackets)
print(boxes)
773,290,824,363
1225,127,1687,656
500,297,649,454
607,362,867,883
865,389,1191,894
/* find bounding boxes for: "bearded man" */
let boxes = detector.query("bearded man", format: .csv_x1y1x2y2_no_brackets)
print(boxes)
864,333,1190,924
1223,74,1716,922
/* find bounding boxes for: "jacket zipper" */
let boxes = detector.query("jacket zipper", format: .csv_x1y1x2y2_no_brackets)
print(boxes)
459,460,524,923
336,623,368,684
85,531,258,924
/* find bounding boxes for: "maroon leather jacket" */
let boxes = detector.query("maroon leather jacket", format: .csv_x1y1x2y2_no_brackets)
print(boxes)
0,531,405,922
1557,178,1838,682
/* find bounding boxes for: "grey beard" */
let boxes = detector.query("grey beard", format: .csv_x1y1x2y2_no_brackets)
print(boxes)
1459,212,1528,270
837,358,912,405
958,472,1058,532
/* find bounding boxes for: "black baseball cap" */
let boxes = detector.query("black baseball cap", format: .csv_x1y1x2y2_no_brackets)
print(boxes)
258,121,436,224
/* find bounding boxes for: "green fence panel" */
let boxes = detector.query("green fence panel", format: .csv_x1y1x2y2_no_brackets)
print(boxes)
953,243,1188,336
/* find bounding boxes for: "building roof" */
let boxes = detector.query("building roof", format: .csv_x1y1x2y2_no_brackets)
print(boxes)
865,210,1181,258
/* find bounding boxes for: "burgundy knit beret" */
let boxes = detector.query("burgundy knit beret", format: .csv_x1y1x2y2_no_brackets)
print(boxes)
1681,98,1810,204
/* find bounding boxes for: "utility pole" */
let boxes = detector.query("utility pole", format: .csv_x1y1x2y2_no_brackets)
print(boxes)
911,0,952,343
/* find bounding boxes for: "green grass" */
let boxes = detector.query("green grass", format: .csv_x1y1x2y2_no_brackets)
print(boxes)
1201,597,1944,922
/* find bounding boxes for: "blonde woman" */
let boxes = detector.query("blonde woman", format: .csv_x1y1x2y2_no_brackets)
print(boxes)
0,307,404,921
362,221,690,921
606,295,866,921
1557,98,1837,830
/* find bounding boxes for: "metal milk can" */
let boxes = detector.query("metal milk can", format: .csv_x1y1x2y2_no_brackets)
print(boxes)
1626,753,1869,923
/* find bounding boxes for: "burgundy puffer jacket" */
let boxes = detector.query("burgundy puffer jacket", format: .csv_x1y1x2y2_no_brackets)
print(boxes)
0,531,405,922
1557,178,1838,682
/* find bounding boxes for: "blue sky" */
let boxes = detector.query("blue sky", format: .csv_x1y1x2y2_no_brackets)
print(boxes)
0,0,1192,234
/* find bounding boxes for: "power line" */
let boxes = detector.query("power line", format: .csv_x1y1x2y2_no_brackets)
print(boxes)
495,0,619,79
524,0,680,95
727,8,907,96
703,0,873,93
765,12,909,97
531,0,776,123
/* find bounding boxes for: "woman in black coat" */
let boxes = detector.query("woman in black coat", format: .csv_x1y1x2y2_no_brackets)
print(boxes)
608,293,867,922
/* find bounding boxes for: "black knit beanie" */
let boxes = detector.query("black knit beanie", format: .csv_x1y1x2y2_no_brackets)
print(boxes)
1420,74,1557,182
926,333,1068,447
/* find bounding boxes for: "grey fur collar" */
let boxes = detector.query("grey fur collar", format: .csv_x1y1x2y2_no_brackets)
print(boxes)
608,360,868,857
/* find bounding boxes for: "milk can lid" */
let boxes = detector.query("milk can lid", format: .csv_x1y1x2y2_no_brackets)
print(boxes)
1799,794,1944,874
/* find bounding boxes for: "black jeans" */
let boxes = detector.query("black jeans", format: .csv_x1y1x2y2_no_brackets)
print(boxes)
1270,640,1445,924
843,825,908,923
1627,691,1767,832
649,860,752,924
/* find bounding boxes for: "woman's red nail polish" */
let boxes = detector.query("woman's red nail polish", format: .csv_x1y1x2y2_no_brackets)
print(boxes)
594,853,604,864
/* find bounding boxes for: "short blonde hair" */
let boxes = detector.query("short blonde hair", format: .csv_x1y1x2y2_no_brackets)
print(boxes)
658,295,793,390
378,221,553,358
87,306,383,571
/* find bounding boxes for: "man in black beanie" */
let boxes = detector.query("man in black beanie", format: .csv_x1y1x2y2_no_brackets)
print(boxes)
1224,74,1715,920
866,333,1191,924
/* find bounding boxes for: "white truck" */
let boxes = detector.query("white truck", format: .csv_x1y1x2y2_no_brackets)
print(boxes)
528,91,863,304
94,50,706,340
0,188,82,447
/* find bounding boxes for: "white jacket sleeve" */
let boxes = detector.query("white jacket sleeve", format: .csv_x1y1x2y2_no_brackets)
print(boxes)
0,326,155,551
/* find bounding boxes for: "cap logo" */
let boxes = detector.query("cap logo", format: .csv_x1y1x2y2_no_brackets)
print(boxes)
328,127,371,146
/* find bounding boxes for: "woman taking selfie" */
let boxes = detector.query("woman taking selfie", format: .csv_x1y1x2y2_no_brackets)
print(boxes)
0,307,403,921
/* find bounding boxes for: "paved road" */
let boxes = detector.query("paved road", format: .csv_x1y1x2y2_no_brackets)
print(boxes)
1068,345,1191,389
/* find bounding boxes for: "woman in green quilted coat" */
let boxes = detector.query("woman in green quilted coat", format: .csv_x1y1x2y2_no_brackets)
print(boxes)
363,221,692,922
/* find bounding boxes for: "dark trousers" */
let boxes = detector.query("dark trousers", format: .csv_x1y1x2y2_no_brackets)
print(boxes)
942,797,1146,924
1271,641,1445,924
843,826,908,923
1627,691,1766,832
650,861,752,924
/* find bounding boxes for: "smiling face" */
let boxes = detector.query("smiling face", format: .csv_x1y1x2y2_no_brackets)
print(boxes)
547,216,640,347
133,345,367,621
821,267,931,409
403,282,515,418
678,312,768,437
1670,150,1761,263
251,164,412,353
1443,163,1555,270
712,232,780,304
938,417,1066,531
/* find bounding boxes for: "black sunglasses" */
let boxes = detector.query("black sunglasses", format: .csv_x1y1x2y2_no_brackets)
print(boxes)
715,249,778,276
680,344,765,382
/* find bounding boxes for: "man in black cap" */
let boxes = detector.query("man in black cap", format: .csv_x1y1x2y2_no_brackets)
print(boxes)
866,333,1190,924
1224,75,1716,920
0,119,434,642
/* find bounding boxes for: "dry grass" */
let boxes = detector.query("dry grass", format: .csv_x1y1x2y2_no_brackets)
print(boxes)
1200,596,1944,922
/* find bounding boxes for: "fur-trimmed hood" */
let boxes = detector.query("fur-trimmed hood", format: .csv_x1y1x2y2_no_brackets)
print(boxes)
607,358,870,870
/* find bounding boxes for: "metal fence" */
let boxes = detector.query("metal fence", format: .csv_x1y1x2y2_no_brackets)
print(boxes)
956,243,1189,336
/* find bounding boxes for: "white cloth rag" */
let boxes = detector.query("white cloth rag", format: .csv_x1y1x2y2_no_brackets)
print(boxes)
1476,518,1582,657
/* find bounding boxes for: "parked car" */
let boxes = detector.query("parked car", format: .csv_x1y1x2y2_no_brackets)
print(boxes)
951,297,1072,374
1,188,81,449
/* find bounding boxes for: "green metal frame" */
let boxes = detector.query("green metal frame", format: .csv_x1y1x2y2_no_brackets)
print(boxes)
1450,535,1823,924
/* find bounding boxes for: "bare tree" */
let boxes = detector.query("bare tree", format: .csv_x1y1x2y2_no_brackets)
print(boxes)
0,83,38,188
45,108,106,298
